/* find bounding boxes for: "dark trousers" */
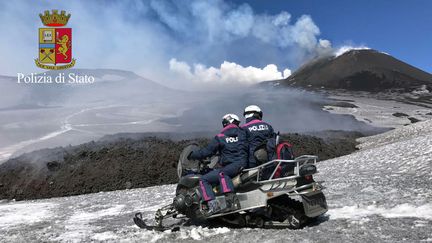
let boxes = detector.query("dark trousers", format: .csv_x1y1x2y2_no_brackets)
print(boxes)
199,163,243,201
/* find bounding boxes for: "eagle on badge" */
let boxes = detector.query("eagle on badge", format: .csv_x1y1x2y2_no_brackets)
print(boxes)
35,10,76,70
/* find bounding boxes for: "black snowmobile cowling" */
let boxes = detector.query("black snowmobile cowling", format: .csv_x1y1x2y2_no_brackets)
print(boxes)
134,144,328,230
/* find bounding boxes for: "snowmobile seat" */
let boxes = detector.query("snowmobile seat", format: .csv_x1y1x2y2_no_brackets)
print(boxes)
232,168,261,192
232,168,259,189
240,168,259,182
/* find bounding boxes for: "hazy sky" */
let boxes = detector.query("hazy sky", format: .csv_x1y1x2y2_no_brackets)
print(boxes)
0,0,430,88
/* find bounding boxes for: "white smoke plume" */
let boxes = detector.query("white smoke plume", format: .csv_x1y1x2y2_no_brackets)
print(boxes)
334,45,370,57
169,58,291,85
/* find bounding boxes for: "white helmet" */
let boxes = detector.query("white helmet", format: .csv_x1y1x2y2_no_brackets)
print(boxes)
222,113,240,127
244,105,263,119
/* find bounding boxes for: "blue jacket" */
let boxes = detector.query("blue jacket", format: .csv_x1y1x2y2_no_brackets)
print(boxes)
189,124,248,167
241,118,275,168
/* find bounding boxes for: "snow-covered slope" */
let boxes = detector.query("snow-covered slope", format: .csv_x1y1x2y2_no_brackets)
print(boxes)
323,95,432,128
357,119,432,150
321,119,432,214
0,120,431,242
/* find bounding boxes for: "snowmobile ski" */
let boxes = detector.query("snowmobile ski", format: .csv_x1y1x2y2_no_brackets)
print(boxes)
133,212,181,232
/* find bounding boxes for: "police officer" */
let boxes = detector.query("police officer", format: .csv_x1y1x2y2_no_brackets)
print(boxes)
241,105,275,168
188,114,248,213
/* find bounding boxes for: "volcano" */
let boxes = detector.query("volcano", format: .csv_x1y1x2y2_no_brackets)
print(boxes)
277,49,432,92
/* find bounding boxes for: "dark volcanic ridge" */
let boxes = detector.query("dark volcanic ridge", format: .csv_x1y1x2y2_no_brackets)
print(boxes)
273,49,432,93
0,131,363,201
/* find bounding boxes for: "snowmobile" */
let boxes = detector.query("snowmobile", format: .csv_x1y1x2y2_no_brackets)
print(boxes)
133,144,328,231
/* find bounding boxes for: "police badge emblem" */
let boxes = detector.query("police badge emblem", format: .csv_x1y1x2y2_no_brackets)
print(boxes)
35,10,76,70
